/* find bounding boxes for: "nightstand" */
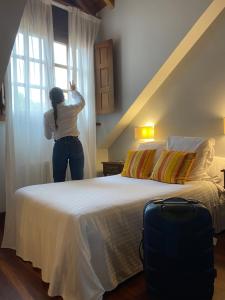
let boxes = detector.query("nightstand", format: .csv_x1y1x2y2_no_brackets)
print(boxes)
102,161,124,176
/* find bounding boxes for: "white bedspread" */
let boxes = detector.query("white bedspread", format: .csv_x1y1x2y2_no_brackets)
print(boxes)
4,175,225,300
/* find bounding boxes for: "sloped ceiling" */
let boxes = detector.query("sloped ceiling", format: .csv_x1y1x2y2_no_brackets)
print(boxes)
102,0,225,148
0,0,27,87
54,0,114,15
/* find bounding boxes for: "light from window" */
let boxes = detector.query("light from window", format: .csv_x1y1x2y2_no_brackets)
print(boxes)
53,41,68,91
16,59,25,84
54,42,67,66
29,36,40,59
12,32,47,110
11,35,69,110
30,88,41,104
29,62,41,86
15,33,24,56
55,66,68,90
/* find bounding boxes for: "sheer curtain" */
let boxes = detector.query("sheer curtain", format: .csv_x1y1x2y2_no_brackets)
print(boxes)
68,8,100,178
2,0,54,248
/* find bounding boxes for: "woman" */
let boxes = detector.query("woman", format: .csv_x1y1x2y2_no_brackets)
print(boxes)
44,82,85,182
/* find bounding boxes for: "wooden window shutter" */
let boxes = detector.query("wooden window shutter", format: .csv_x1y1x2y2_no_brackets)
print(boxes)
95,39,114,114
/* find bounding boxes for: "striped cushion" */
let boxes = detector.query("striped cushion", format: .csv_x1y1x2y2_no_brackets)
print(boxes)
121,150,156,179
150,150,196,184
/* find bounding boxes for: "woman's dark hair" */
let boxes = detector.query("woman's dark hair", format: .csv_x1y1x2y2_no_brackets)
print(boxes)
49,87,64,129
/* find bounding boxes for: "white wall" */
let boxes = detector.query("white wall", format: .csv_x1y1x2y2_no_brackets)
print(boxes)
0,0,27,86
109,10,225,160
0,123,5,212
96,0,212,148
96,148,109,176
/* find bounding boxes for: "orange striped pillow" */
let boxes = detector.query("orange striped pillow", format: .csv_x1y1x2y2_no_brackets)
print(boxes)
121,150,156,179
150,150,196,184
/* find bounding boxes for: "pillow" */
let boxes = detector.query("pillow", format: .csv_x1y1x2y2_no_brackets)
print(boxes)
137,141,166,150
121,149,156,179
150,150,196,184
167,136,215,180
138,141,166,166
207,156,225,184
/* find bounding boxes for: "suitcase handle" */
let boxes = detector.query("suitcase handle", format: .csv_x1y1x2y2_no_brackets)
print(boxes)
153,198,199,205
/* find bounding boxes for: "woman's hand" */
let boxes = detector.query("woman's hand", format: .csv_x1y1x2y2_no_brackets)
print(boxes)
69,81,76,91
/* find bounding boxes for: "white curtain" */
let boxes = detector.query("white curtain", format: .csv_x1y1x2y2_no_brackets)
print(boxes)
2,0,54,248
68,8,100,178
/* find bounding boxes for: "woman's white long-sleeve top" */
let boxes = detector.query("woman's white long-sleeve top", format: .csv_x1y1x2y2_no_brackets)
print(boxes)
44,91,85,140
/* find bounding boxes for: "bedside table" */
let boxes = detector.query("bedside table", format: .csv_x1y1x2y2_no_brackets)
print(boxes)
102,161,124,176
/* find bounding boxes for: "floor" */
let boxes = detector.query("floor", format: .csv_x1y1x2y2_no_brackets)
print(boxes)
0,213,225,300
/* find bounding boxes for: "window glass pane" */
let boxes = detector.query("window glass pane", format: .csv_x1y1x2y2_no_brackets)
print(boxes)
42,89,47,105
29,36,40,59
54,42,67,66
29,62,40,85
13,86,25,113
17,59,24,83
55,67,67,90
42,64,46,87
15,33,24,56
41,40,45,60
68,47,73,67
76,72,81,90
30,88,41,104
18,86,25,100
76,48,80,66
10,58,14,83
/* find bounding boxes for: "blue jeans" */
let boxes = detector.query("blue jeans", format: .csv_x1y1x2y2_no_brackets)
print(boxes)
53,136,84,182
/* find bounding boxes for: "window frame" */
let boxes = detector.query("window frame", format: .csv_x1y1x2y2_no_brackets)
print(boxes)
53,41,69,97
11,32,49,110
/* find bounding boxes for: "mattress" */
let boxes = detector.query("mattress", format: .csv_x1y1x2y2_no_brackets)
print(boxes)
4,175,225,300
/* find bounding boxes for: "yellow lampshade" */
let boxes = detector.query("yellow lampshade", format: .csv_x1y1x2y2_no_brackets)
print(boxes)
135,126,154,140
224,118,225,134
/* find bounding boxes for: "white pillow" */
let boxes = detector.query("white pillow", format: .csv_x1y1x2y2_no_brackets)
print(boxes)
138,141,166,166
167,136,215,180
207,156,225,185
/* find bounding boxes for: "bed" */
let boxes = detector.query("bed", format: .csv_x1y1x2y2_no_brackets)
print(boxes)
8,173,225,300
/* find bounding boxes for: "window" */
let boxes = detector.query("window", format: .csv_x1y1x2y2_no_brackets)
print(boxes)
11,35,70,109
11,32,48,112
52,6,70,100
54,41,68,99
53,42,79,103
11,6,73,112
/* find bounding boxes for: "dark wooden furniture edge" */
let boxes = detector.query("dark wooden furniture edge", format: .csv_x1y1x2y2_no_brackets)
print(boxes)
221,169,225,189
102,161,124,176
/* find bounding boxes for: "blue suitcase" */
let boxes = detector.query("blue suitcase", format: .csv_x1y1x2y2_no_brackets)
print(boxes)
142,197,216,300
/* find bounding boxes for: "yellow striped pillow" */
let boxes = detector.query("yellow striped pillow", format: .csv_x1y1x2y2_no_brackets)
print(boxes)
150,150,196,184
121,150,156,179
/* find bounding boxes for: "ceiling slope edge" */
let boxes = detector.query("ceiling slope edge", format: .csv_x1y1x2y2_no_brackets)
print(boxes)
102,0,225,148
